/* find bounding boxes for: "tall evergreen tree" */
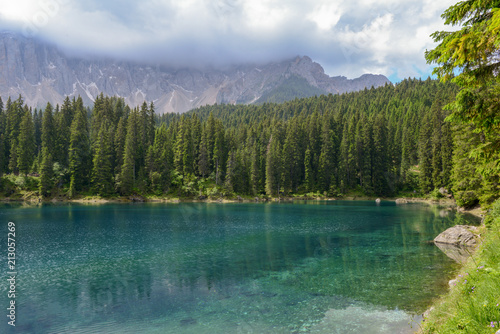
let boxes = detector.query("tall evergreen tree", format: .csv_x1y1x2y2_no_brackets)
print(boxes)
372,114,389,195
41,102,56,158
16,109,36,175
319,118,335,192
120,110,139,194
91,123,114,195
68,98,91,197
39,147,53,197
265,134,282,196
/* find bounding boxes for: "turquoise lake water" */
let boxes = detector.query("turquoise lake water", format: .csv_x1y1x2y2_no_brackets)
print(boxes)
0,201,480,333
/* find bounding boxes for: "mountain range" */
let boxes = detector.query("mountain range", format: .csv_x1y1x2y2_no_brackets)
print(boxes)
0,31,391,113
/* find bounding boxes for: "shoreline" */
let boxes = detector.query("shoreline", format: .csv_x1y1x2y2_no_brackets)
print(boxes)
0,194,485,217
1,193,487,333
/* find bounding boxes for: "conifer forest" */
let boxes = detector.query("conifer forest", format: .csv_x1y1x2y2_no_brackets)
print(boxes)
0,78,497,207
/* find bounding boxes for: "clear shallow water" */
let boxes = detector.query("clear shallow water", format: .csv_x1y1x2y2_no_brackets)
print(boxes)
0,201,480,333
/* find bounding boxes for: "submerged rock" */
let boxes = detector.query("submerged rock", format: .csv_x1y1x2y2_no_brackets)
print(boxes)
434,225,478,247
180,317,197,326
435,242,474,264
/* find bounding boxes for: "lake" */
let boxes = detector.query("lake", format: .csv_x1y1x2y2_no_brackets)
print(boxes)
0,201,480,333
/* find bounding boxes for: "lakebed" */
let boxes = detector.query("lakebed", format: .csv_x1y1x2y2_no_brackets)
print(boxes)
0,200,480,333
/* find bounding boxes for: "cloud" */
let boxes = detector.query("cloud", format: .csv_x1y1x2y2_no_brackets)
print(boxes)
0,0,457,81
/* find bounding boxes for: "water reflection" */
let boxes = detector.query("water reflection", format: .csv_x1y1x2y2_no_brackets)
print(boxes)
0,202,480,333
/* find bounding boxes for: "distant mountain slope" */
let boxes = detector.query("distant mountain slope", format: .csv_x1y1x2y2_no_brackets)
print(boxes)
0,31,391,113
255,75,327,104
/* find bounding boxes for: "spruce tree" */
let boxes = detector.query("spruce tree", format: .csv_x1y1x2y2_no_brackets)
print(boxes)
114,117,127,176
41,102,56,158
372,114,389,196
16,109,36,175
68,98,91,197
198,129,209,178
120,110,139,194
56,97,74,166
39,147,53,197
265,134,282,196
319,118,335,192
91,123,114,195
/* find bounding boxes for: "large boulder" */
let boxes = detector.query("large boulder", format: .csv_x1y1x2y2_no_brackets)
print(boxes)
434,225,478,247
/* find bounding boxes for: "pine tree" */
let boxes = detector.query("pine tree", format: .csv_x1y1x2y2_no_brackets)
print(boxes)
148,124,171,192
198,128,209,178
120,110,139,194
33,109,42,157
225,150,236,193
16,109,36,175
174,116,187,174
68,97,91,197
265,134,282,196
91,123,114,195
281,119,301,194
213,121,226,185
56,97,74,166
372,114,389,195
114,117,127,176
451,124,482,208
41,102,56,158
319,118,335,192
8,139,18,174
361,117,374,194
418,112,434,193
0,101,6,174
304,146,313,192
39,147,53,197
430,100,444,188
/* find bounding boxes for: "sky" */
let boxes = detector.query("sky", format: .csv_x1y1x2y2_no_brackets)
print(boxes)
0,0,457,82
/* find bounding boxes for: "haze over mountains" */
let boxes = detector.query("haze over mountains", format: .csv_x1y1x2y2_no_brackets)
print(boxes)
0,31,390,113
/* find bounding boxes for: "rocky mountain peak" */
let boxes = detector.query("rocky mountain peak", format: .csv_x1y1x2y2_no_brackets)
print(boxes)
0,32,391,113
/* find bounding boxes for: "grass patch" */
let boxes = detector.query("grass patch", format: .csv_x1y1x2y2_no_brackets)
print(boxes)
421,199,500,333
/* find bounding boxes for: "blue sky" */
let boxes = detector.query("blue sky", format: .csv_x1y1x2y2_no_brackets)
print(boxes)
0,0,457,82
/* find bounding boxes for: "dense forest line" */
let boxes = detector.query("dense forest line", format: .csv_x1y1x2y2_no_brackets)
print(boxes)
0,78,497,206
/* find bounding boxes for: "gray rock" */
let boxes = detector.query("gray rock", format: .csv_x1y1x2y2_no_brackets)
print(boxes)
395,198,408,204
438,187,449,195
422,306,434,320
0,32,391,114
435,242,473,264
448,279,458,287
434,225,478,247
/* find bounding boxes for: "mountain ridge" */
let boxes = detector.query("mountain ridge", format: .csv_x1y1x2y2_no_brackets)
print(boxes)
0,32,391,113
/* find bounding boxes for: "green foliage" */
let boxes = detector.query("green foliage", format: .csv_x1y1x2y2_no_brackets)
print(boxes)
0,75,496,202
16,110,35,174
39,147,53,197
430,188,445,200
426,0,500,178
421,215,500,333
68,97,91,197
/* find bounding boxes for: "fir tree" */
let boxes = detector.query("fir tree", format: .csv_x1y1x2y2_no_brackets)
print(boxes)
41,102,56,158
68,98,91,197
39,147,53,197
91,123,114,195
120,110,139,194
16,109,36,175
